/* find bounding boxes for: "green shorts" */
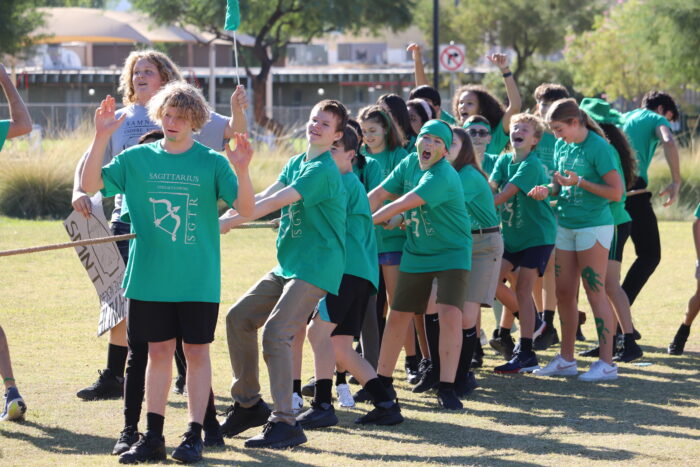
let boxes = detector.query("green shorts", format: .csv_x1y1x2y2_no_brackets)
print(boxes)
392,269,469,314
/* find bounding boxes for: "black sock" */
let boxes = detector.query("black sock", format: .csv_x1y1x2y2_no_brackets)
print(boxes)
513,311,520,320
203,390,218,431
293,379,301,396
498,327,511,340
520,338,533,354
364,377,391,404
377,374,393,387
107,344,128,377
313,379,333,405
544,309,555,327
457,327,477,378
146,412,164,437
335,371,347,386
187,422,203,439
678,324,691,337
438,381,454,391
425,314,441,367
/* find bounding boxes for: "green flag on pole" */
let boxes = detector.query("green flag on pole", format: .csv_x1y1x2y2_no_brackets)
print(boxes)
225,0,240,31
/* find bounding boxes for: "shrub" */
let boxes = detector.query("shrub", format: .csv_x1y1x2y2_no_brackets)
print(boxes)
0,158,73,219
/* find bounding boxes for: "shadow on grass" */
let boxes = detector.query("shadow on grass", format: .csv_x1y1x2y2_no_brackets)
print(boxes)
0,419,115,455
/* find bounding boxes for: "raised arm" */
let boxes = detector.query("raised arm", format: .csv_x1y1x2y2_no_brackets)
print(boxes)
656,125,681,207
407,43,429,87
0,64,32,139
486,54,521,133
223,85,249,139
81,96,125,194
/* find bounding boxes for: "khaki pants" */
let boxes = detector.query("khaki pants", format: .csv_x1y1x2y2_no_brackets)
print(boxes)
226,271,326,425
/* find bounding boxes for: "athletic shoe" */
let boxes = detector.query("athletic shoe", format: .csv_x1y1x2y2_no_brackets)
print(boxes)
579,346,600,357
613,340,643,363
494,352,540,374
455,371,478,398
76,368,124,400
533,354,578,377
471,342,484,369
335,383,355,408
171,431,203,463
489,333,515,360
668,332,688,356
173,374,186,395
352,387,372,403
534,325,560,351
412,364,439,393
437,388,463,410
203,423,225,447
296,402,338,429
300,378,315,398
220,399,271,437
533,314,547,340
112,427,139,455
576,323,586,341
1,386,26,422
578,360,618,382
244,421,307,449
355,401,403,425
405,358,420,384
118,432,166,464
292,392,304,414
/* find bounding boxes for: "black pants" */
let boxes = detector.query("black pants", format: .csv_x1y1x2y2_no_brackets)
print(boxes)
622,178,661,305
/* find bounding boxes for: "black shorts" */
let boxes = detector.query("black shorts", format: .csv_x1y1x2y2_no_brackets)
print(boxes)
503,244,555,277
127,299,219,344
315,275,372,337
609,221,631,262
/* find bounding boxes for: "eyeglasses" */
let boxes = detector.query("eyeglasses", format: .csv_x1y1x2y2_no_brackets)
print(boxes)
467,129,490,138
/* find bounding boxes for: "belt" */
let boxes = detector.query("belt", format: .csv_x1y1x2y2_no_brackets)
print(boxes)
471,226,500,234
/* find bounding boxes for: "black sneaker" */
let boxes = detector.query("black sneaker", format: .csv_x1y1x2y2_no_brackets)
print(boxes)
489,334,515,360
412,364,439,393
437,388,463,410
579,346,599,357
352,387,372,403
220,399,271,437
417,358,432,375
77,368,124,401
301,378,315,398
244,421,307,449
296,401,338,429
454,371,478,398
471,343,484,369
576,324,586,342
668,332,688,355
405,358,420,384
171,431,203,463
203,423,225,447
173,375,186,395
118,432,166,464
534,325,560,351
613,340,644,363
355,401,404,425
112,427,140,456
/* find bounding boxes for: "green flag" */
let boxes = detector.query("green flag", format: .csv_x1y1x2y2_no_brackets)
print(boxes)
225,0,240,31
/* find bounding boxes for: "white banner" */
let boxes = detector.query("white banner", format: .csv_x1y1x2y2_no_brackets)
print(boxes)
63,194,127,336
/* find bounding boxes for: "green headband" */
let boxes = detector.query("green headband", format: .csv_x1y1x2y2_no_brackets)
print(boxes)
418,119,453,149
463,121,492,134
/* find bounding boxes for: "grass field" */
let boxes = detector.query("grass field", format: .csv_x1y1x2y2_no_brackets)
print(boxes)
0,218,699,466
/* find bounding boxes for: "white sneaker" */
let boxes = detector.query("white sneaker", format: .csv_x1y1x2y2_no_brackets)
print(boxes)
292,392,304,414
578,360,618,382
532,354,578,376
335,383,355,408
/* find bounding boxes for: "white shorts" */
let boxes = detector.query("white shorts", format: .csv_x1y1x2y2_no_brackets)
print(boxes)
556,225,614,252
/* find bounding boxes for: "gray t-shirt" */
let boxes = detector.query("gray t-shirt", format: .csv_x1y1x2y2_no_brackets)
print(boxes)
99,104,230,222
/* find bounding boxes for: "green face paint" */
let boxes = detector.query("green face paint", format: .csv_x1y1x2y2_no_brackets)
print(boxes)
595,317,609,344
581,266,603,292
555,264,561,277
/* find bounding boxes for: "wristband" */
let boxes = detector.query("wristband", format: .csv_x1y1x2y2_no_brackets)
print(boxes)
3,377,15,383
544,185,553,196
577,177,584,187
502,71,512,78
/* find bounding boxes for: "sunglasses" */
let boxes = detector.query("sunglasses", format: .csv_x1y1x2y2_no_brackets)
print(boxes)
467,129,490,138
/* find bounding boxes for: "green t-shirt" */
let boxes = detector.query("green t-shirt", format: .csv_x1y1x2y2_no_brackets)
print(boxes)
482,152,501,179
274,151,347,295
101,141,238,302
404,134,417,154
491,153,556,252
368,145,410,253
609,146,631,226
622,108,671,183
440,109,457,126
485,120,509,155
0,120,10,151
695,203,700,219
458,165,500,231
341,173,379,290
352,156,382,193
553,131,617,229
534,131,557,182
382,155,472,273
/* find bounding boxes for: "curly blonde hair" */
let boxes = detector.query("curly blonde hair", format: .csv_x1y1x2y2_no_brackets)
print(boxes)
510,113,545,141
118,50,182,105
147,81,211,132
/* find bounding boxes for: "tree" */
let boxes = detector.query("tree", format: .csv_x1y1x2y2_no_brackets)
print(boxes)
133,0,415,131
415,0,606,84
0,1,45,58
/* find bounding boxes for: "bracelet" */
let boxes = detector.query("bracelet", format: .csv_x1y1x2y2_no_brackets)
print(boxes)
577,177,584,187
3,377,15,383
502,71,512,78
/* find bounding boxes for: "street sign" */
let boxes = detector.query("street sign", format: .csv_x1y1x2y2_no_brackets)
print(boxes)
439,44,465,72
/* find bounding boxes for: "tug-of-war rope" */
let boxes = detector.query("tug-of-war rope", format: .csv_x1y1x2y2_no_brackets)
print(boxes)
0,222,276,258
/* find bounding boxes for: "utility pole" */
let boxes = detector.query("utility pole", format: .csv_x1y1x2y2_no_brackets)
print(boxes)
433,0,439,90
